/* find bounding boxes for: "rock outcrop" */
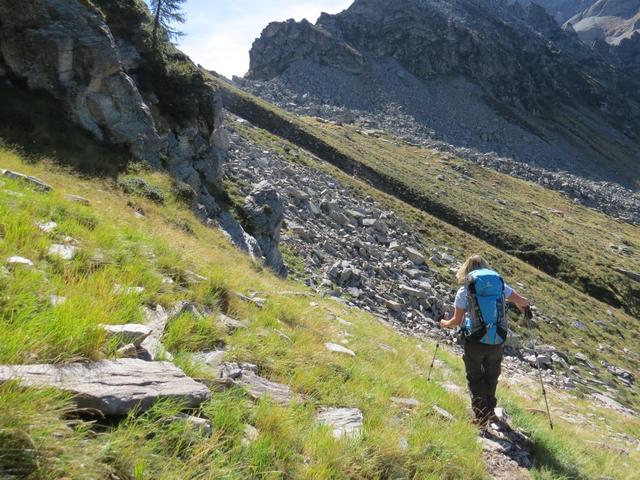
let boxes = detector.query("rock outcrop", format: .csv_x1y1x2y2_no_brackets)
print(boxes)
248,19,366,80
0,0,228,216
513,0,640,90
517,0,640,45
0,0,161,165
243,181,287,276
565,0,640,45
0,0,283,272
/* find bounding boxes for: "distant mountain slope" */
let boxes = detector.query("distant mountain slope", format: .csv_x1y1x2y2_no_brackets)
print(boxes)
565,0,640,44
516,0,640,44
245,0,640,191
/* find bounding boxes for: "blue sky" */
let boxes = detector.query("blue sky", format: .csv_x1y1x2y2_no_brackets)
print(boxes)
175,0,354,78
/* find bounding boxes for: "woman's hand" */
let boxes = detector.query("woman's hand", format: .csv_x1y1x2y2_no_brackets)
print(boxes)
441,308,465,329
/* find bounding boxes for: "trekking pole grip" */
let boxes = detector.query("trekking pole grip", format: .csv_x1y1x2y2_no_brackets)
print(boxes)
524,306,533,321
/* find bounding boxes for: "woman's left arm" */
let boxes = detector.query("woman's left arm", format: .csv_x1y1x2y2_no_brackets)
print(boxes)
507,290,530,312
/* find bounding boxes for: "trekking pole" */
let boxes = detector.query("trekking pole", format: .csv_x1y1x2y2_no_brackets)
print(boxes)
427,342,440,382
427,313,446,381
524,306,554,430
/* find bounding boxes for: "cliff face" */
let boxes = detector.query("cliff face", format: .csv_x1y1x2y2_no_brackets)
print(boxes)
248,19,366,80
0,0,161,164
0,0,228,215
0,0,286,275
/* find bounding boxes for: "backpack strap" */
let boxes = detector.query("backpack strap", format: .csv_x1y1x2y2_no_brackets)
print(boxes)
465,277,487,342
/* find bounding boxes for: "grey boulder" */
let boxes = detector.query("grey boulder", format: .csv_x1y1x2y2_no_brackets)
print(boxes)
102,324,152,347
219,362,296,406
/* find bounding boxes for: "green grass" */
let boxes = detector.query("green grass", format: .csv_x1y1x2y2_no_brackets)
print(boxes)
163,312,226,353
1,141,639,479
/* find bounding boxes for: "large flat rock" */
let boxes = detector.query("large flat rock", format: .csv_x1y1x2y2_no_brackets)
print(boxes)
0,359,210,416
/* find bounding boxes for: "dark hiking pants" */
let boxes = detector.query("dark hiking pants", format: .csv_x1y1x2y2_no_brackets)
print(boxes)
463,340,504,422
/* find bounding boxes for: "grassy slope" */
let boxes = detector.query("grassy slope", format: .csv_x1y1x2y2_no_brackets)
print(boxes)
306,119,640,314
209,76,640,321
1,143,638,479
233,121,640,411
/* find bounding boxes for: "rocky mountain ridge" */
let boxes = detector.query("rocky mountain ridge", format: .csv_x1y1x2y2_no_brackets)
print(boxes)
513,0,640,83
245,0,640,195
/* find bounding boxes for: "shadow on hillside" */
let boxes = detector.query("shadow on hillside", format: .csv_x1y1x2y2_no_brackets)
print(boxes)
484,421,585,479
530,439,585,479
498,408,586,479
0,83,131,177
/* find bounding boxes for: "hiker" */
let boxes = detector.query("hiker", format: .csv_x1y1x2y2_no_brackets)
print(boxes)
440,255,530,425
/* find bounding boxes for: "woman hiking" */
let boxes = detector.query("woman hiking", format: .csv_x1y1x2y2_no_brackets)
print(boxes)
440,255,530,426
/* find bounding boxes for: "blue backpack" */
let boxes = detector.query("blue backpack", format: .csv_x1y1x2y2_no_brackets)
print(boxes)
464,269,508,345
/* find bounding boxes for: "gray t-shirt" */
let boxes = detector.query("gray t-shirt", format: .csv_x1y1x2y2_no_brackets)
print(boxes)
454,284,514,311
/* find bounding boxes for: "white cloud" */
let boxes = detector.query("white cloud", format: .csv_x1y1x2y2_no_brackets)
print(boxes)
178,0,353,78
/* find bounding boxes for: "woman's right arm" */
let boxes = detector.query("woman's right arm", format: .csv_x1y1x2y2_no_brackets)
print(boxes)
440,307,465,329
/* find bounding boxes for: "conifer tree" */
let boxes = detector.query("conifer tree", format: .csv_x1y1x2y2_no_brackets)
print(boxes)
150,0,186,50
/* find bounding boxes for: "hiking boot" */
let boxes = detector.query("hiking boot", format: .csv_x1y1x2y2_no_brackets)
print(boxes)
486,412,500,424
472,416,489,430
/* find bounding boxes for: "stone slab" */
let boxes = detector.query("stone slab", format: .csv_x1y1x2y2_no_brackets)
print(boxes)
0,359,211,416
48,244,78,260
325,343,356,357
102,324,152,347
140,305,170,360
1,169,51,191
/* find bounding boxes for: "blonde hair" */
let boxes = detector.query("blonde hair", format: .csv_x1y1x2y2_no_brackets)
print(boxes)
456,255,490,284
